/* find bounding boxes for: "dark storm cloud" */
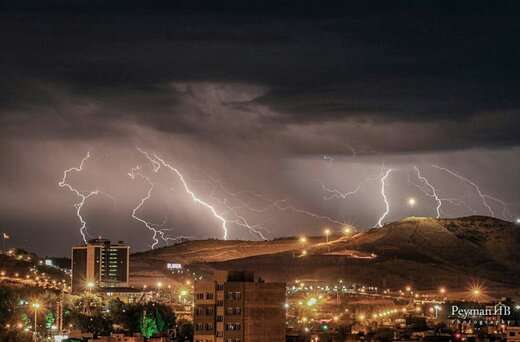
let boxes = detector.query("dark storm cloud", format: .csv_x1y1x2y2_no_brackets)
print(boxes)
2,2,520,255
2,3,520,151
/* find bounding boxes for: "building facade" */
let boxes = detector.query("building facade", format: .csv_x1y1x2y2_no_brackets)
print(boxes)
71,238,130,293
194,271,286,342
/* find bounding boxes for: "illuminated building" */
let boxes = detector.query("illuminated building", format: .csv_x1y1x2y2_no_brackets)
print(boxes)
194,271,286,342
71,238,129,293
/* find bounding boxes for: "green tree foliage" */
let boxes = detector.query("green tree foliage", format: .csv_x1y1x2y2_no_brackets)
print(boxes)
104,300,175,337
155,308,166,333
0,286,52,341
20,313,30,329
53,297,176,338
140,311,158,338
45,311,55,329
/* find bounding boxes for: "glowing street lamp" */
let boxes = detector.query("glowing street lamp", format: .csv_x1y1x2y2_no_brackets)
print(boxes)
32,302,41,342
299,236,307,244
86,281,95,292
324,228,331,243
408,197,416,207
439,287,446,295
343,226,352,235
306,297,317,307
301,250,307,257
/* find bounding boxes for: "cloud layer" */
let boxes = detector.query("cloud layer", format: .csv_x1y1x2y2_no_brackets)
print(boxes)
1,3,520,255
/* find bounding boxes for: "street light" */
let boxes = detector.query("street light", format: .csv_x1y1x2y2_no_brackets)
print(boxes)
86,281,95,292
408,197,417,207
299,236,307,244
324,228,331,243
439,287,446,295
343,226,352,235
32,302,40,342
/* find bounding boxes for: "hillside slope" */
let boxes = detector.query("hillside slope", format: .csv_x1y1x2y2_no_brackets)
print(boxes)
130,216,520,289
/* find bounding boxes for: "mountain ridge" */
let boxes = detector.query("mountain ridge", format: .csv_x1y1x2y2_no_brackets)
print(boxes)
130,216,520,290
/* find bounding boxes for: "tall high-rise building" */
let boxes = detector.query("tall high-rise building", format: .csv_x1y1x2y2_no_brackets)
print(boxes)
71,238,130,293
194,271,286,342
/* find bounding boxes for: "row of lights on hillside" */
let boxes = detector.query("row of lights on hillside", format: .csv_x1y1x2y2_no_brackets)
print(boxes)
297,226,354,256
404,284,484,301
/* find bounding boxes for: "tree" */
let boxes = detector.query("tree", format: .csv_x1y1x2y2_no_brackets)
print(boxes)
177,321,193,342
140,311,158,338
45,311,55,329
0,330,32,342
20,313,31,330
69,312,113,337
0,287,17,327
108,301,175,337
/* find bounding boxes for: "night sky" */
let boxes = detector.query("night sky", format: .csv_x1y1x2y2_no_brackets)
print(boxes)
1,2,520,256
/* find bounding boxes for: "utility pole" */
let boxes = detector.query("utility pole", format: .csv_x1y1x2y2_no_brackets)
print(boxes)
32,302,40,342
57,291,63,333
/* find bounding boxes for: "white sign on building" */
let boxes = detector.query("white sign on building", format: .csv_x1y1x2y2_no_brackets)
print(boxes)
166,263,182,270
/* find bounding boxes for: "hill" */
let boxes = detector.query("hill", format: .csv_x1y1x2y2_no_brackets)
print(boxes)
130,216,520,291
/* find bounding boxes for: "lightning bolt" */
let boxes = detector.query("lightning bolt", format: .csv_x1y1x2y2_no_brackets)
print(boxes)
128,165,162,249
320,181,363,201
58,151,110,244
136,147,161,172
137,150,230,240
207,167,357,231
129,162,193,248
266,198,347,226
215,180,355,236
212,197,268,240
414,166,442,218
138,148,348,239
203,177,348,227
157,230,192,245
432,165,497,217
431,165,517,220
409,167,478,217
376,168,394,228
138,148,268,240
319,171,382,201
